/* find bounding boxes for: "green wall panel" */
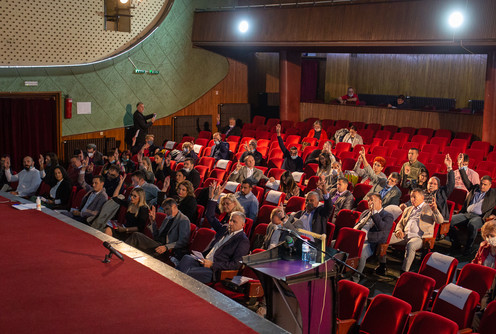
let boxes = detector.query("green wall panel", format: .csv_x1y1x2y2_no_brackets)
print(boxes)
0,0,230,136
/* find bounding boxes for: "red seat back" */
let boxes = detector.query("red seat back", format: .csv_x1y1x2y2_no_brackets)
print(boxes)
285,196,305,213
407,311,459,334
456,263,496,301
189,228,216,252
337,280,369,320
418,252,458,290
479,300,496,334
360,294,412,334
334,227,366,258
392,272,436,312
432,283,480,329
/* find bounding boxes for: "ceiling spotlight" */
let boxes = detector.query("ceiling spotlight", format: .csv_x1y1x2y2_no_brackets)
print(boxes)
120,0,129,4
238,20,249,34
448,11,464,28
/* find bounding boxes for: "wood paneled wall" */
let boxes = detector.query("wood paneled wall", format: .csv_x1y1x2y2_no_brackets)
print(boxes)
301,103,483,139
61,57,248,160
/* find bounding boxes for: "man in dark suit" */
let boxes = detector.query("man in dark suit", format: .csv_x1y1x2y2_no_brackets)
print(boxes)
328,177,355,223
291,179,332,245
228,155,268,185
216,115,241,139
449,165,496,255
126,198,191,259
210,132,230,161
176,210,250,284
239,139,264,166
354,193,394,278
132,102,156,152
183,158,201,189
365,172,402,207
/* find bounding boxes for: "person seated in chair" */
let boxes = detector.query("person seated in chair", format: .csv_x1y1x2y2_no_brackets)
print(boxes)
388,95,410,109
472,219,496,268
126,198,191,261
354,148,387,187
84,143,104,166
4,156,42,197
328,177,355,223
306,120,329,146
364,172,402,208
239,139,264,166
183,158,201,189
228,155,268,185
377,189,443,274
216,115,241,139
340,125,363,148
304,140,336,165
39,166,72,210
449,164,496,256
65,174,108,225
454,153,480,192
234,179,259,221
353,193,394,281
276,124,303,172
337,87,360,105
176,183,250,284
261,207,304,250
400,148,426,189
210,132,230,161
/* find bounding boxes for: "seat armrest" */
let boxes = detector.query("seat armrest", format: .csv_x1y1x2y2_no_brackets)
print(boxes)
336,318,357,334
220,270,239,281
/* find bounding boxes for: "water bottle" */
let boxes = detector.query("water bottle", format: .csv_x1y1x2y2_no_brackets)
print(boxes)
302,243,310,262
36,196,42,211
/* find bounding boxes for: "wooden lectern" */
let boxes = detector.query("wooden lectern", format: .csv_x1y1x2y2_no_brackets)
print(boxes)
243,240,345,334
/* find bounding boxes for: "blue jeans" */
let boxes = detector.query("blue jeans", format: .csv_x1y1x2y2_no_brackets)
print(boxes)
176,255,213,284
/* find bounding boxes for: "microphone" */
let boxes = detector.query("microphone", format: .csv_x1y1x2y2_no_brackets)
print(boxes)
283,235,294,248
277,225,307,242
103,241,124,261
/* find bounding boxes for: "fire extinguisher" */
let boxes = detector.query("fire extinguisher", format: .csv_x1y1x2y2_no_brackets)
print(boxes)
65,97,72,119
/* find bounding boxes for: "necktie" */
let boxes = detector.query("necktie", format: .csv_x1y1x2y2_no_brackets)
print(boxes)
355,211,372,230
332,192,342,204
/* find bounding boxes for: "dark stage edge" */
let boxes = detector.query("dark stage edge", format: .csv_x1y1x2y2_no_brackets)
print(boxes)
0,192,288,334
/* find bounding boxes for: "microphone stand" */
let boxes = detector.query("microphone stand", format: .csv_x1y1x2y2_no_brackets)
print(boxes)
285,227,367,278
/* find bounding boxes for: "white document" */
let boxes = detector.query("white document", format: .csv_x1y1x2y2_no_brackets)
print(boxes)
231,276,251,286
12,203,38,210
76,102,91,115
438,283,471,310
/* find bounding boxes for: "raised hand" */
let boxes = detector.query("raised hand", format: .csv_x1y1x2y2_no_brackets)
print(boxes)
275,124,281,135
149,205,156,221
38,154,44,169
119,174,125,184
444,154,452,169
317,177,328,195
162,176,170,192
87,163,95,174
209,181,217,200
4,156,10,169
81,157,89,170
457,153,464,167
216,113,221,123
429,196,437,212
236,162,243,172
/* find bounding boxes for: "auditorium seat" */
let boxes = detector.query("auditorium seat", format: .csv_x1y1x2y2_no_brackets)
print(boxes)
477,300,496,334
194,165,209,181
302,137,318,146
430,137,449,153
285,135,301,145
375,130,392,141
267,148,284,160
250,223,268,250
470,140,491,156
417,128,434,139
256,205,277,225
335,120,350,129
359,294,411,334
476,161,496,177
239,137,254,147
383,139,401,155
355,199,369,212
334,210,360,236
431,283,480,330
399,127,416,139
334,227,366,269
352,183,373,203
402,141,421,151
197,131,212,140
198,156,216,173
209,169,227,181
371,145,388,157
366,123,381,133
352,121,366,130
424,162,442,175
267,168,286,180
450,138,470,151
336,280,369,334
389,149,408,162
262,190,285,206
251,186,264,204
202,178,223,189
241,130,256,138
447,188,468,213
303,175,319,194
434,129,452,139
407,311,459,334
442,146,465,158
285,196,305,213
252,115,266,126
194,138,209,146
392,132,409,147
422,143,441,155
267,157,284,169
72,188,87,209
418,252,458,290
326,222,335,243
392,272,436,312
456,263,496,302
383,125,398,134
359,129,375,144
333,142,352,156
266,118,279,129
454,131,472,142
465,148,485,168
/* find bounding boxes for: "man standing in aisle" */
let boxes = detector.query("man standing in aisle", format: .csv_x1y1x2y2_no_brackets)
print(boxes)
132,102,156,153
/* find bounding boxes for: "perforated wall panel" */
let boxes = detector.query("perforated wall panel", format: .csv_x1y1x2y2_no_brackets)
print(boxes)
0,0,169,65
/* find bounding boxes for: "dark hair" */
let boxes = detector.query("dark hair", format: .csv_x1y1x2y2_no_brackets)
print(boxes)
390,172,400,181
318,152,332,169
409,147,419,153
53,166,70,182
411,188,425,196
162,198,177,208
93,175,105,183
73,149,83,156
482,175,493,183
349,125,357,131
184,157,195,164
398,95,405,100
337,176,349,184
154,152,164,159
136,102,143,107
121,150,132,157
132,170,145,180
280,171,298,195
368,192,382,202
108,164,120,173
45,152,59,166
176,169,188,178
241,179,254,187
462,153,469,162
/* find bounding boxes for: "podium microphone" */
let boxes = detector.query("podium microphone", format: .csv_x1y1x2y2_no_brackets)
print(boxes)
102,241,124,263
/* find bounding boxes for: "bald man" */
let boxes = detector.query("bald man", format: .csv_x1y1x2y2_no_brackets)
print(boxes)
4,156,42,197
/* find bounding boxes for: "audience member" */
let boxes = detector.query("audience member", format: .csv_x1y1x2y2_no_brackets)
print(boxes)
84,143,104,166
152,152,166,182
4,156,42,197
138,155,155,183
174,180,198,224
337,87,360,105
368,172,402,207
101,148,121,175
120,150,136,174
39,166,72,209
316,152,333,180
239,139,264,166
399,148,426,188
129,170,159,205
378,189,443,274
328,177,355,222
234,179,259,221
66,174,108,224
280,170,301,202
80,159,122,198
132,102,156,152
207,185,245,227
290,179,330,243
449,168,496,256
406,168,429,190
105,185,149,239
353,193,394,280
67,155,86,186
216,114,241,138
179,142,198,163
0,155,9,192
142,134,160,157
210,132,230,161
321,161,344,192
261,207,303,250
472,219,496,268
340,125,363,148
304,140,336,165
38,152,59,187
354,148,387,186
177,183,249,283
183,158,201,189
126,198,191,260
276,124,303,172
388,95,410,109
454,153,480,191
163,169,189,198
228,155,268,184
306,120,329,146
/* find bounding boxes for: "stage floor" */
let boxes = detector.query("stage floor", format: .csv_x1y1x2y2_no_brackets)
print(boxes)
0,193,287,333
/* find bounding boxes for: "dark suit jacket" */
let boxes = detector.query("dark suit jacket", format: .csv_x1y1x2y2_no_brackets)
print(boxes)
460,168,496,219
356,209,394,244
205,200,250,278
293,195,333,236
153,211,191,251
434,169,455,220
177,196,198,225
210,141,230,161
52,178,73,208
328,189,355,222
133,110,154,147
240,150,264,166
218,125,242,138
186,168,201,189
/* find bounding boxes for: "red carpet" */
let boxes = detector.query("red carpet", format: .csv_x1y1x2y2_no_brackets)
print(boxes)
0,198,257,333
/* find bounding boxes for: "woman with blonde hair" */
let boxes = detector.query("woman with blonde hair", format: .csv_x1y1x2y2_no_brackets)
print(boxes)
105,177,149,238
175,180,198,224
139,156,155,183
206,182,245,227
